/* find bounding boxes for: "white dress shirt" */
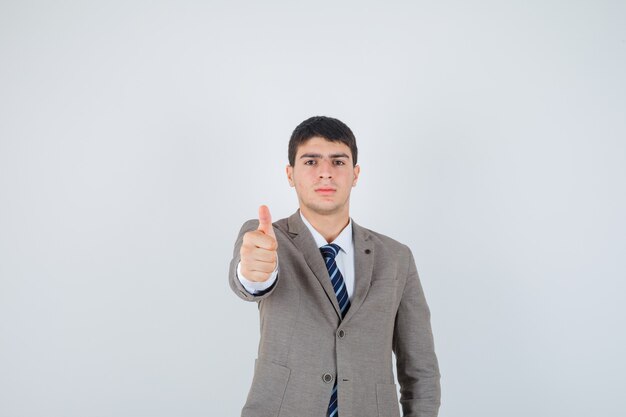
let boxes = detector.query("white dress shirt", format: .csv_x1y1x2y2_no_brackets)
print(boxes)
237,211,355,300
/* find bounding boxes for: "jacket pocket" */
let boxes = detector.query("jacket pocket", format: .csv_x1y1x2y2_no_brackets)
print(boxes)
241,358,291,417
375,382,401,417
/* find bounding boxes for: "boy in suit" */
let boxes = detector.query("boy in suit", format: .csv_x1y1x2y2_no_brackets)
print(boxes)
229,116,441,417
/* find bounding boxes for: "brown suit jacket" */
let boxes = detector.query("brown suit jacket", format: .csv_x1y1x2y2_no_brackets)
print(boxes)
229,209,441,417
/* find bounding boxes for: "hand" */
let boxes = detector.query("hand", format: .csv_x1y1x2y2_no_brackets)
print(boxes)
240,205,278,282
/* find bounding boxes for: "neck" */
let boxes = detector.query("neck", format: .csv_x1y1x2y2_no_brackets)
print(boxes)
300,205,350,243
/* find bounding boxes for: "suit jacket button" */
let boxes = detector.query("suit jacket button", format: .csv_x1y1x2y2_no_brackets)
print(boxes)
337,329,345,338
322,373,333,383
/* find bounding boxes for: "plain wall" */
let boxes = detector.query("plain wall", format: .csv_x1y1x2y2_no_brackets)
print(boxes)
1,1,625,416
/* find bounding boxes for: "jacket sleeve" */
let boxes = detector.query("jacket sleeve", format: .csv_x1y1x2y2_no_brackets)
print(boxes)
392,245,441,417
228,218,280,302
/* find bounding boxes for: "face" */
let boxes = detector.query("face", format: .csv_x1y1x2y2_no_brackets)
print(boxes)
286,136,360,216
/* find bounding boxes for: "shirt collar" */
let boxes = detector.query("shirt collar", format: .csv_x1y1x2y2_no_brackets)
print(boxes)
299,210,352,255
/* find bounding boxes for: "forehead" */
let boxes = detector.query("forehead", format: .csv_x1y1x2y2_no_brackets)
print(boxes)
296,136,351,157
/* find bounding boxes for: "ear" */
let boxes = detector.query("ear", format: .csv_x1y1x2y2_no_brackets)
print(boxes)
286,164,294,187
352,164,360,187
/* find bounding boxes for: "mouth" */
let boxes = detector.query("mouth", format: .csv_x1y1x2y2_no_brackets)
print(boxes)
315,188,336,194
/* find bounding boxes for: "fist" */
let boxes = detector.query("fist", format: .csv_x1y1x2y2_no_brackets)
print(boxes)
240,205,278,282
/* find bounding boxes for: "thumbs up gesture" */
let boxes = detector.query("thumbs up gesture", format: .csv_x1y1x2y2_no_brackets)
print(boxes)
240,205,278,282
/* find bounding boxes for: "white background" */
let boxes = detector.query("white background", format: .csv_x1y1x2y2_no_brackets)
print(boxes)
1,1,625,416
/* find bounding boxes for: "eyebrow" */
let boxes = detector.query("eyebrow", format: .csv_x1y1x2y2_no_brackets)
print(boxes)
299,153,350,159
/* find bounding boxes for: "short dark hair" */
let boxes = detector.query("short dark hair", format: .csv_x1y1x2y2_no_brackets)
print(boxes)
288,116,358,167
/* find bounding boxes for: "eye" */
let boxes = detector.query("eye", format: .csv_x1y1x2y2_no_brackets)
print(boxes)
304,160,315,165
335,160,346,165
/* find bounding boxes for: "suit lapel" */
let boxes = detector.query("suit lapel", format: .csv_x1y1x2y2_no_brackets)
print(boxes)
286,209,375,324
287,209,342,319
341,218,374,324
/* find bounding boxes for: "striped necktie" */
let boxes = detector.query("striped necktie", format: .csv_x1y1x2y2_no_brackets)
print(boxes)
320,243,350,417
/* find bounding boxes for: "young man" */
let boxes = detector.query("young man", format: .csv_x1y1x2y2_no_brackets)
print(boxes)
228,116,441,417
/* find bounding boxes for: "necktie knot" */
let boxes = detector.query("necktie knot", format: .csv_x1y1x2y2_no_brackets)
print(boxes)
320,243,342,260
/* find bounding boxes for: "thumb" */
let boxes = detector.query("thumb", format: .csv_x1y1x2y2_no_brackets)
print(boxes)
257,205,276,238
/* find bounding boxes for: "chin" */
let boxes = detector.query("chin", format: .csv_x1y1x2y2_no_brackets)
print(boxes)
306,202,343,215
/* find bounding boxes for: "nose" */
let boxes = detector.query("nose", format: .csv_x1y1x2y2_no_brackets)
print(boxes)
318,159,333,179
